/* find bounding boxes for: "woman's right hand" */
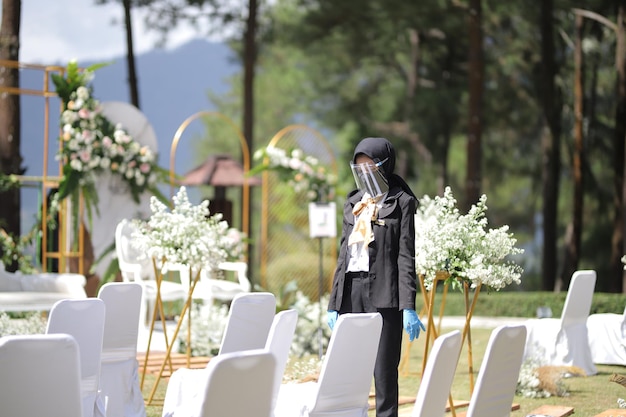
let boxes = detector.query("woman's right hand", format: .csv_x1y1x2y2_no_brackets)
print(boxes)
327,310,338,330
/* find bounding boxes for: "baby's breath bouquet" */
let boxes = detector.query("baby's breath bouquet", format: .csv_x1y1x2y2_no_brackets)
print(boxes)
415,186,524,292
131,187,229,273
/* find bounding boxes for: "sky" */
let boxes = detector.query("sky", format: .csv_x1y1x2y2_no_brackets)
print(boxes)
17,0,202,64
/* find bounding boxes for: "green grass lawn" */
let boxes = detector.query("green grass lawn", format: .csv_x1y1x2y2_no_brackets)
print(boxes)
141,323,626,417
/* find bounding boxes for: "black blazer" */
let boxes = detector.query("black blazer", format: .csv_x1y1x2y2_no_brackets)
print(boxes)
328,184,418,311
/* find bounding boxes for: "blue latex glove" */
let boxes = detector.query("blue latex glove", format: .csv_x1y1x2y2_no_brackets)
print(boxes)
327,310,338,330
403,309,425,342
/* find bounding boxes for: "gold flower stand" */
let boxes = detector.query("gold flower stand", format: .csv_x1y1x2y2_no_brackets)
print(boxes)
140,257,202,405
400,271,482,417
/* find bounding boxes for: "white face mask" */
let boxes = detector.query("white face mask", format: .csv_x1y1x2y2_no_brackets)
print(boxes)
350,158,389,198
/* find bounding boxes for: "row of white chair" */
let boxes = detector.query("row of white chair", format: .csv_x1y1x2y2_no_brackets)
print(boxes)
523,270,626,376
0,284,530,417
162,289,528,417
0,282,145,417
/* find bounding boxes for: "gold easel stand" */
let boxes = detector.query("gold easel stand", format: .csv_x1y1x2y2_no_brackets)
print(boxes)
400,271,482,416
140,258,202,405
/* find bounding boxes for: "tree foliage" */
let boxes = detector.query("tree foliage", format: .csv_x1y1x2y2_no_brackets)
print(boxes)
141,0,626,291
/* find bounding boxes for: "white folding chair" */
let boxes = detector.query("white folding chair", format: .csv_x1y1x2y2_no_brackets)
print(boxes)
98,282,146,417
218,292,277,355
162,308,297,417
115,218,186,326
523,270,597,376
465,325,527,417
0,334,83,417
46,298,106,417
411,330,463,417
586,304,626,366
274,312,383,417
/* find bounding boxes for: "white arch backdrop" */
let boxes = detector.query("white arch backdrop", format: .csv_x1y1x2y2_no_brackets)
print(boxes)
87,101,158,280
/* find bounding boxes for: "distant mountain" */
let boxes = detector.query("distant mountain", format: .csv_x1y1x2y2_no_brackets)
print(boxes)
18,39,239,228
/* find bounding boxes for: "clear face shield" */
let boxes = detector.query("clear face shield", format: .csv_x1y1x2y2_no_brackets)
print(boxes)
350,158,389,198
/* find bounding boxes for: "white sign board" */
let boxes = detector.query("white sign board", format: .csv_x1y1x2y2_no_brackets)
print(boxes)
308,202,337,238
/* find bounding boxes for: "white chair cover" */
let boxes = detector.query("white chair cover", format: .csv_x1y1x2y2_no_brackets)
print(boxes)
98,282,146,417
163,349,275,417
274,312,383,417
218,292,277,355
465,325,527,417
0,334,83,417
161,298,286,417
47,298,107,417
586,305,626,366
115,218,186,327
523,270,597,376
265,309,299,414
411,330,462,417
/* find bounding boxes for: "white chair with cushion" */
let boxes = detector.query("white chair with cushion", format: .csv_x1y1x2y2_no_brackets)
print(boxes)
586,304,626,366
47,298,107,417
411,330,463,417
115,218,186,326
0,334,83,417
463,325,527,417
523,270,597,376
0,261,87,312
273,312,383,417
174,261,252,307
98,282,146,417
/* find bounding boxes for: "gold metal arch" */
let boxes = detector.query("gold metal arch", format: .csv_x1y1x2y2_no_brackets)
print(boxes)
0,60,83,274
259,124,338,289
169,111,252,237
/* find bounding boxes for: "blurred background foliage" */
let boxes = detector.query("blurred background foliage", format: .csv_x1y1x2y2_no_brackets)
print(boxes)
179,0,625,293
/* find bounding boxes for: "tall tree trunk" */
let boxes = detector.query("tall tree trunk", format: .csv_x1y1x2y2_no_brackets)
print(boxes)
0,0,23,272
465,0,483,211
616,2,626,294
540,0,561,291
243,0,257,285
562,14,586,288
123,0,140,108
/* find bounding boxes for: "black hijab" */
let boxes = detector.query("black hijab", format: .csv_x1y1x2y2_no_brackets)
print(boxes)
352,137,417,199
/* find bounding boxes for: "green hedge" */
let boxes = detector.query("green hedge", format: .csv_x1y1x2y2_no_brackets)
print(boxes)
414,289,625,317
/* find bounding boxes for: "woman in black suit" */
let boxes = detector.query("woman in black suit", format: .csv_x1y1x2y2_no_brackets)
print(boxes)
327,137,425,417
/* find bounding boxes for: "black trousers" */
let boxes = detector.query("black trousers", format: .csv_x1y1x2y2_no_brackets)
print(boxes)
339,272,403,417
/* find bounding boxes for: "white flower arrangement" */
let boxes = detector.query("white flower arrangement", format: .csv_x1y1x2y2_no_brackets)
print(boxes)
131,187,230,273
516,359,553,398
0,312,47,337
251,146,336,203
415,186,524,291
51,60,165,215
